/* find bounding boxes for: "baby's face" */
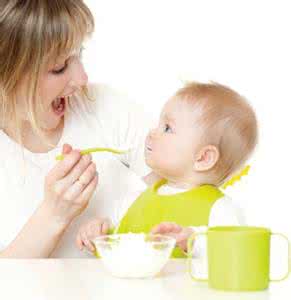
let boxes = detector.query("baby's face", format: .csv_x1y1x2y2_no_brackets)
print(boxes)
145,98,202,179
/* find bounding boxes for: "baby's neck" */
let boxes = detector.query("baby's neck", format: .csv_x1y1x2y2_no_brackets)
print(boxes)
165,175,207,190
143,172,214,190
165,180,200,190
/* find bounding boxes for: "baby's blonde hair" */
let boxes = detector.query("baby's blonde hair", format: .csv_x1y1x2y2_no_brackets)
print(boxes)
174,81,258,186
0,0,94,145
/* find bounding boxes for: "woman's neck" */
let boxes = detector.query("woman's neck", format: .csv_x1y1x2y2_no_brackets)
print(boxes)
3,118,64,153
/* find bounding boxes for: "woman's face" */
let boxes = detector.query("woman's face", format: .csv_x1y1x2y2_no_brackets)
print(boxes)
17,47,88,131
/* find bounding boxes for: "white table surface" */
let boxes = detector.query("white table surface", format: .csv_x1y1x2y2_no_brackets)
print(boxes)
0,259,289,300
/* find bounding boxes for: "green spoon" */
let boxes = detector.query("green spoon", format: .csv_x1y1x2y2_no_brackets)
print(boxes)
56,147,129,161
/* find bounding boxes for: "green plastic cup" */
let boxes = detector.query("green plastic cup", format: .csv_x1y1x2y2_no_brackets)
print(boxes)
187,226,290,291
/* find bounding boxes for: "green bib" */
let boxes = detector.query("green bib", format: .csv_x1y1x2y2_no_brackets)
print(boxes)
116,179,224,258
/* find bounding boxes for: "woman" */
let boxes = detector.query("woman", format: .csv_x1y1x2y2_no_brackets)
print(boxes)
0,0,152,257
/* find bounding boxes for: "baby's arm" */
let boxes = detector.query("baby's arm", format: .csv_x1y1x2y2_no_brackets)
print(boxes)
76,218,112,252
151,222,194,252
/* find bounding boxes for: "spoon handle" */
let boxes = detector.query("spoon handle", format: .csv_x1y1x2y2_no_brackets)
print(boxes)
56,147,127,161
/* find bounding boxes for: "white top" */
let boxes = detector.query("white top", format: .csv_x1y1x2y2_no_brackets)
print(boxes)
0,84,153,257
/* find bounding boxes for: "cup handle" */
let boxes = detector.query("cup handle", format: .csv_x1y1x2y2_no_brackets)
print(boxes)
269,232,290,282
187,232,208,282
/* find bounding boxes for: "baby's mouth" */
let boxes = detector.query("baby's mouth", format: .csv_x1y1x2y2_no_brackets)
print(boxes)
146,145,153,152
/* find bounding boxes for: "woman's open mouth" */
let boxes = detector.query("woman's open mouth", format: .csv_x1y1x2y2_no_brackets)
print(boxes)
52,97,66,116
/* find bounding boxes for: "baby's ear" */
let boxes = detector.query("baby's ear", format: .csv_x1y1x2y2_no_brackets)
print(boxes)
193,145,220,172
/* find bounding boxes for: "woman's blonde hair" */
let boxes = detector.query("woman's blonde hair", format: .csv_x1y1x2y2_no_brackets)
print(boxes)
0,0,94,145
174,81,258,186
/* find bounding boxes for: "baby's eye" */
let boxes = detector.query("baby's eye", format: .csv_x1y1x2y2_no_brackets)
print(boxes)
164,124,172,133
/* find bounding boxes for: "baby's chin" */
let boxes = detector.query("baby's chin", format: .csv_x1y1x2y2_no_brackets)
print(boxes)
145,157,177,178
145,157,157,171
145,162,169,179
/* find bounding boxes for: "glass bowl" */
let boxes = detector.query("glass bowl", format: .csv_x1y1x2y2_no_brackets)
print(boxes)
92,233,176,279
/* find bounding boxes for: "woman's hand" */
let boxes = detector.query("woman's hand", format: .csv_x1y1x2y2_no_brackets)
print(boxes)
0,144,99,258
42,144,98,225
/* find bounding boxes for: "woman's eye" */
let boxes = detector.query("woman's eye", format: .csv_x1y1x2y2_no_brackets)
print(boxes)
164,124,172,133
52,64,67,75
51,47,84,75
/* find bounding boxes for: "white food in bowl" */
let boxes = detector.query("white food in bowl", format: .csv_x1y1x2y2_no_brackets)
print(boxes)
93,233,175,278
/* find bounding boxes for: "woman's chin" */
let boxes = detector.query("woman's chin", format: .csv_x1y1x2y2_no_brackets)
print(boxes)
41,115,64,132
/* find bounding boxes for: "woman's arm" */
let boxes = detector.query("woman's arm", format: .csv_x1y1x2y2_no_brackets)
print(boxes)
0,144,98,258
0,204,69,258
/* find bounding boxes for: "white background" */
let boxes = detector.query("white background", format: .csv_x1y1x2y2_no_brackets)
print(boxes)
83,0,291,272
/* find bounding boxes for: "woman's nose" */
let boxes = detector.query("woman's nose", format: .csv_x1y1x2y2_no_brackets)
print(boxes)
69,59,88,89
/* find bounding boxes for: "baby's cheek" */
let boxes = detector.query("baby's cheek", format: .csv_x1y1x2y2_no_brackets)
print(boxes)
146,146,176,172
156,152,172,168
163,146,182,165
157,158,181,176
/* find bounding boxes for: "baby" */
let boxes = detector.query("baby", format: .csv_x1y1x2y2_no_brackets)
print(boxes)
76,81,258,257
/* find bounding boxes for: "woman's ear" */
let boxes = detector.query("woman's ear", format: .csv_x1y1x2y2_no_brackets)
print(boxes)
194,145,220,172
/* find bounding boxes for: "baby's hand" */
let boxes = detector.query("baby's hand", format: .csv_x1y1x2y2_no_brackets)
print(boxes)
76,218,111,252
151,222,194,252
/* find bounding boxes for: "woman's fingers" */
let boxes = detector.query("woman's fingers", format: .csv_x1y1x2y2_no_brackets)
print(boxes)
57,155,93,193
75,174,98,205
62,163,97,201
44,145,98,225
62,143,73,155
47,150,81,184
